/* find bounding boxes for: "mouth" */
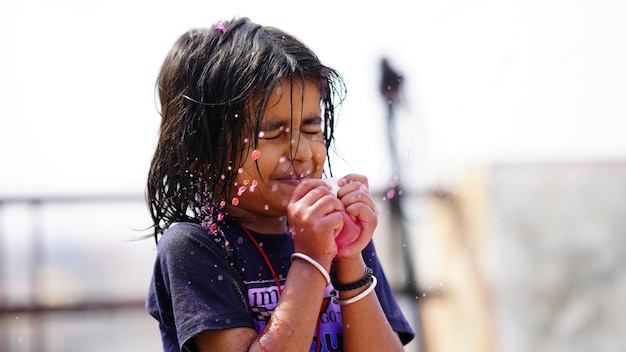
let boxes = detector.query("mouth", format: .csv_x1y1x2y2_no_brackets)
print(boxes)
273,177,304,186
272,173,310,188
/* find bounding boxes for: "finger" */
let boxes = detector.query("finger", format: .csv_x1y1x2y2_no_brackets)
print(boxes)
337,174,369,190
290,179,332,203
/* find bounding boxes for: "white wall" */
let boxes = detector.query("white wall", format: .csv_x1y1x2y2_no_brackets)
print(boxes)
1,0,625,196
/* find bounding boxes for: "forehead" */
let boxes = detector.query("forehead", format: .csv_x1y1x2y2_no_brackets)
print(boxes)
259,79,321,123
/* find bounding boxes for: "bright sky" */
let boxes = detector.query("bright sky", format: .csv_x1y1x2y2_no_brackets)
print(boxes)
1,0,625,197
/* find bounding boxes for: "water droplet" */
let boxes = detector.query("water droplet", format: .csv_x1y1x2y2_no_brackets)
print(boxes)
278,156,287,163
217,275,224,281
231,197,239,206
258,131,265,138
386,188,395,199
243,137,249,143
238,168,243,174
238,186,246,196
264,204,269,210
251,149,261,160
217,212,224,221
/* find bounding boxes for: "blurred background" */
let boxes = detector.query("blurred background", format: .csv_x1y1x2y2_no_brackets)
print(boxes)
1,0,625,351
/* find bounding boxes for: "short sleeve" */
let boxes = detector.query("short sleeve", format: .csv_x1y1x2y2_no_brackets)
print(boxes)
146,223,255,351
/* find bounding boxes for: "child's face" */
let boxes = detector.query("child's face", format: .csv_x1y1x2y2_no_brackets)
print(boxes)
225,79,327,226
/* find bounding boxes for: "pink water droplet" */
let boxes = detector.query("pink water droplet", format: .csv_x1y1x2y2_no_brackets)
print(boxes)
244,138,249,143
386,188,396,199
220,200,226,207
264,204,269,211
278,156,287,163
217,212,224,221
238,168,243,174
251,149,261,160
231,197,239,206
243,179,250,185
238,186,246,196
258,131,265,138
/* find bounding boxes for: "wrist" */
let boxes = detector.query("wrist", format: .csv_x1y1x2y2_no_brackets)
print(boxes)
331,266,373,291
332,256,366,284
290,253,331,286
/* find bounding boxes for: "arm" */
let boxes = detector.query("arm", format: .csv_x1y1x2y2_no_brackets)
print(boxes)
334,256,404,352
195,180,344,352
195,258,330,351
334,174,405,352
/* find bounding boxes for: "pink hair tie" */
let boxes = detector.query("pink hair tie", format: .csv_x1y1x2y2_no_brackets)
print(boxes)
216,22,226,33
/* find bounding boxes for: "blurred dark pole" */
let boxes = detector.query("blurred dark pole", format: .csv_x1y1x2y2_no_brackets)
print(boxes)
380,58,425,351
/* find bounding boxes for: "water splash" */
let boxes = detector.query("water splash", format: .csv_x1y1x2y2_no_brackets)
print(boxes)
251,149,261,160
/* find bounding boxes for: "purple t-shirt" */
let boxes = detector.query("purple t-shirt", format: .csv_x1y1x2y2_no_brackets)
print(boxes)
146,220,415,351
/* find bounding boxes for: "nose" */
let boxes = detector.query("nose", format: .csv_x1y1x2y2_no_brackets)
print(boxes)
290,134,313,162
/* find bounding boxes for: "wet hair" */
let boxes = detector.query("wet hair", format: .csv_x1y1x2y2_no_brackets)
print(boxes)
147,17,346,241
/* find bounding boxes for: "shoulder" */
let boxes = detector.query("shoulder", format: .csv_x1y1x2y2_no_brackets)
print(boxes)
158,222,208,245
156,222,222,257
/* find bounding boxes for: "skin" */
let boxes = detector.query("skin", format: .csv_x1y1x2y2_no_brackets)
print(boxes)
194,79,404,352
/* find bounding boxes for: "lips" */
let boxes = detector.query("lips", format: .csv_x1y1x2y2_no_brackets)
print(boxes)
274,178,302,187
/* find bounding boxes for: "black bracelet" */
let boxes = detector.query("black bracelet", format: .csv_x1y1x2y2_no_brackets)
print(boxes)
331,267,373,291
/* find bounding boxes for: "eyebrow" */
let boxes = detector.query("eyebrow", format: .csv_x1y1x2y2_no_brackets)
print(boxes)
260,115,322,131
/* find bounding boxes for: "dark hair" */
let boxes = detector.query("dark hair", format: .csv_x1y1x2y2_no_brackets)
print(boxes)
147,17,346,241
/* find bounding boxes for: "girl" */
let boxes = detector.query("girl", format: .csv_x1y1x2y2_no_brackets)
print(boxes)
145,17,415,352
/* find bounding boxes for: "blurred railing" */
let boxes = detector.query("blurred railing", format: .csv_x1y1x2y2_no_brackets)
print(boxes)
0,194,159,352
